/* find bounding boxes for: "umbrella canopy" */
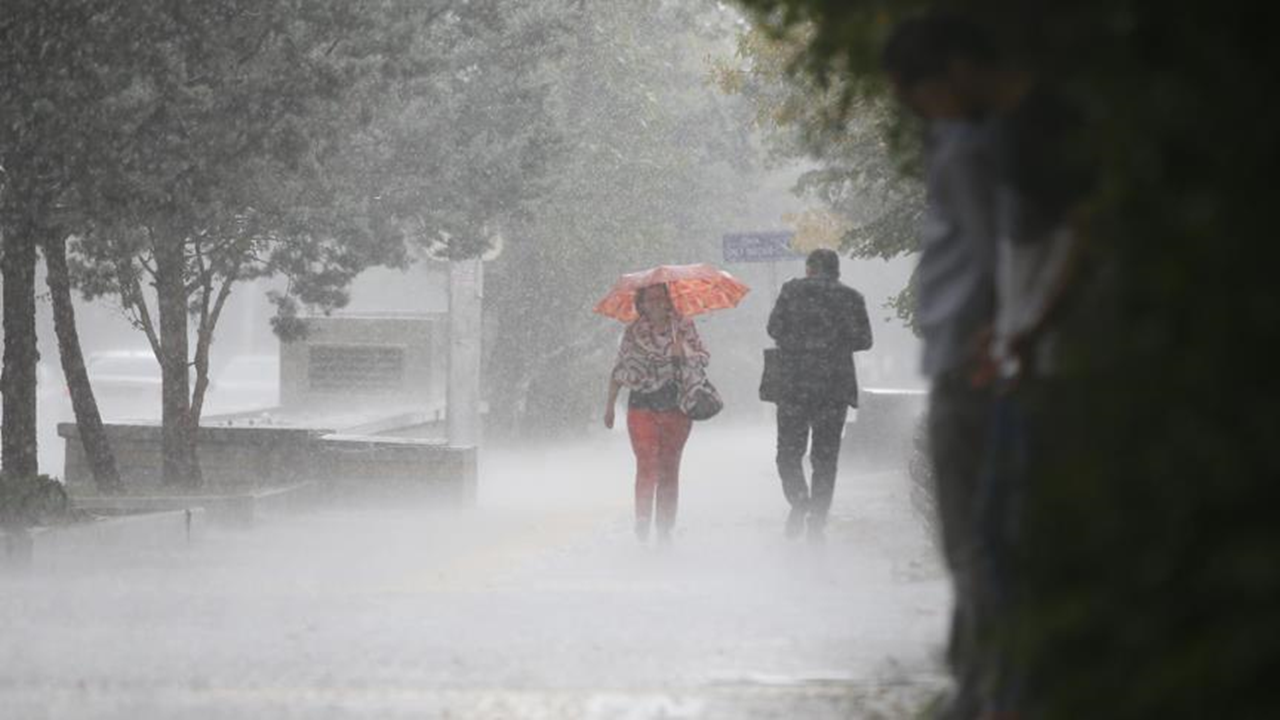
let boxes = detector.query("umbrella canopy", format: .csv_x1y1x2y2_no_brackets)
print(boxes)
593,263,750,322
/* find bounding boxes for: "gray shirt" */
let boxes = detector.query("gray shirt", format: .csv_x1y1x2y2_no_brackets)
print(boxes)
994,222,1074,377
916,120,999,378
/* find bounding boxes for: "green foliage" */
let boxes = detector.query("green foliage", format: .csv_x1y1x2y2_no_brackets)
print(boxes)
9,0,552,328
4,1,570,484
55,0,426,316
356,0,567,262
483,0,760,436
266,293,310,344
713,23,921,241
729,1,1280,717
0,474,69,529
712,22,922,321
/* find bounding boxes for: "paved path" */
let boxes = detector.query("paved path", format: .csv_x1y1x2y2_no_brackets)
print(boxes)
0,423,948,719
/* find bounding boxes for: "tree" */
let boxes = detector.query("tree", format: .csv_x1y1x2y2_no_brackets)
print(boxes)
355,0,567,262
4,0,575,492
0,0,122,492
482,0,762,437
712,23,923,325
730,1,1280,717
57,0,436,488
0,196,41,482
44,230,122,494
0,200,41,481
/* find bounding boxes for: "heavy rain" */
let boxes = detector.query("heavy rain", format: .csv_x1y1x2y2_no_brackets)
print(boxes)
2,2,1275,720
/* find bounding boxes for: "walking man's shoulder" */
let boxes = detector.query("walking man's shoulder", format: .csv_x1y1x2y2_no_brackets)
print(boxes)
778,277,805,295
836,281,864,301
824,280,865,308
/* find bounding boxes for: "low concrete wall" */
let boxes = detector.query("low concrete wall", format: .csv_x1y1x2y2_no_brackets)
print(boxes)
2,508,205,571
70,482,321,527
58,422,476,504
318,436,476,504
59,422,323,495
279,314,446,411
844,388,928,471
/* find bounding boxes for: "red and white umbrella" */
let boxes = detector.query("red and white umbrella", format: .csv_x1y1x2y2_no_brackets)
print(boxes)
593,263,750,323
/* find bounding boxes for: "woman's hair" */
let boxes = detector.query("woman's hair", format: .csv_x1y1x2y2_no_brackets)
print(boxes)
635,283,672,319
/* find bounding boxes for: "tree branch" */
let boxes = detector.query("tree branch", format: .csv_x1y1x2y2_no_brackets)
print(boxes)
189,270,237,423
138,249,158,280
123,265,162,359
186,237,212,295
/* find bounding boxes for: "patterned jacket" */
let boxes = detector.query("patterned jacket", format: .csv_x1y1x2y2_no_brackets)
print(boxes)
611,315,710,412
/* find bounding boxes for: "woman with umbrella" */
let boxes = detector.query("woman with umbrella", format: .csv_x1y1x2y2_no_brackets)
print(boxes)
598,264,747,544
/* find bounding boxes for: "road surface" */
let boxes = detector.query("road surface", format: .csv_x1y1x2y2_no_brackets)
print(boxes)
1,423,949,719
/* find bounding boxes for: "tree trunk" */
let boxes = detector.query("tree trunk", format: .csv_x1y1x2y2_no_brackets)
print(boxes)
486,313,538,438
189,273,234,428
1,216,40,479
154,230,200,488
43,231,122,493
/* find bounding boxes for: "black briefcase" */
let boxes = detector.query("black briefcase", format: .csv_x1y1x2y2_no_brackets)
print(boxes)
759,347,785,403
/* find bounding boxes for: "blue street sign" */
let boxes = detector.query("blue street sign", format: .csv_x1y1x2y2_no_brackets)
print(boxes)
722,231,803,263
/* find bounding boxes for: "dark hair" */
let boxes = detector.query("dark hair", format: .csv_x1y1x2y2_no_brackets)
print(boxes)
881,14,1001,90
806,249,840,279
634,283,671,316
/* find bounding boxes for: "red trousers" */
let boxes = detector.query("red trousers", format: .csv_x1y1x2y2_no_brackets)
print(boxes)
627,408,692,531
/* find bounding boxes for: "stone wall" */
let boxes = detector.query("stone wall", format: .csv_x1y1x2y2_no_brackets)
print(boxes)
279,313,446,411
843,388,928,471
57,313,472,504
59,422,322,495
58,422,476,503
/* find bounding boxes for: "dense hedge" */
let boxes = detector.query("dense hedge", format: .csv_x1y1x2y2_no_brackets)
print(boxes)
732,2,1280,717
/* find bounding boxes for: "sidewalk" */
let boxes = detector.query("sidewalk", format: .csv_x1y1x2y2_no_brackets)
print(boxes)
0,422,947,719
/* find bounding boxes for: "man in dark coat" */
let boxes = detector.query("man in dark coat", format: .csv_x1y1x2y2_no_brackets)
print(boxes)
766,248,873,542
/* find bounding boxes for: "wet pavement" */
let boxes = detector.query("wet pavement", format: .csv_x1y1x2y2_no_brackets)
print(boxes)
1,423,948,719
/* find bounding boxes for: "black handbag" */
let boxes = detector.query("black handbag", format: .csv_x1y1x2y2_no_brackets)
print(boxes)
759,347,785,403
682,378,723,421
675,358,723,421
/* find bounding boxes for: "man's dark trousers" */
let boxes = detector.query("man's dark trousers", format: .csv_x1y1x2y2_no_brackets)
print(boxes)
928,371,993,720
776,399,849,527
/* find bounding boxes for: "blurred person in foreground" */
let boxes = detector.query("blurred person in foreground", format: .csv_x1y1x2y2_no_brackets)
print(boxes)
881,15,1004,720
884,13,1095,720
980,25,1096,720
604,283,710,545
764,248,872,544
